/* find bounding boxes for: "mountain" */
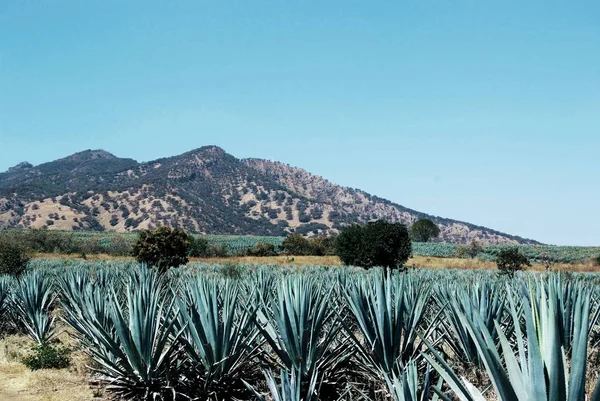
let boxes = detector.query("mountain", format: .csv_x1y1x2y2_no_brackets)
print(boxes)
0,146,538,244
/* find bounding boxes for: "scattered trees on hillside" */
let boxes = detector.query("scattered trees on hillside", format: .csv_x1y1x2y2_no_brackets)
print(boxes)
410,218,440,242
335,220,412,270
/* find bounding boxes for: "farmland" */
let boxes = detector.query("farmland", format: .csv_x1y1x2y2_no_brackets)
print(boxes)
2,229,600,264
1,260,600,400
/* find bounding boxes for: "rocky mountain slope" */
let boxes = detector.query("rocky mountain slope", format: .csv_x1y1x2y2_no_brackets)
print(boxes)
0,146,537,244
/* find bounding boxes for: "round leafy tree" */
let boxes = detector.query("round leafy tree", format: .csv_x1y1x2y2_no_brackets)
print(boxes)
495,247,531,277
188,236,209,257
132,227,191,273
336,220,411,270
0,239,30,276
410,219,441,242
281,234,311,255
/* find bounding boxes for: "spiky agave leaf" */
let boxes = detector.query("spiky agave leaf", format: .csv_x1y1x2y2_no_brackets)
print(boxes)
0,276,13,332
244,368,321,401
425,277,600,401
344,272,434,377
175,276,261,398
255,275,352,395
383,359,444,401
62,267,182,400
435,281,507,369
10,270,57,345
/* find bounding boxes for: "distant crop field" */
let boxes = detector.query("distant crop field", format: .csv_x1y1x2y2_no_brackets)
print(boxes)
1,228,599,263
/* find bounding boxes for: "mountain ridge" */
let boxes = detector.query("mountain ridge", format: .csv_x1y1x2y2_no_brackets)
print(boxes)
0,146,538,244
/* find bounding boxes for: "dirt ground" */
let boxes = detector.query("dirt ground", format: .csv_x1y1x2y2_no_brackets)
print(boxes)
32,252,600,272
0,334,106,401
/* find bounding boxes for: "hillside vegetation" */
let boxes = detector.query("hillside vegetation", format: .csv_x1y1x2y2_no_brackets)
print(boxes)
0,146,536,244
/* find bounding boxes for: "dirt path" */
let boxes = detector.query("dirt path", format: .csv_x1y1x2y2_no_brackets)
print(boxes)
0,362,104,401
0,367,36,401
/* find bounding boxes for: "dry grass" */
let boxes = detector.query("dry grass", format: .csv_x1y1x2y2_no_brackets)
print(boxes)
408,255,600,272
0,332,107,401
31,253,599,272
191,254,343,266
31,252,134,261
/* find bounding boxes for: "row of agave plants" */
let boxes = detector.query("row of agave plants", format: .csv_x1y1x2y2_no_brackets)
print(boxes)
1,263,600,400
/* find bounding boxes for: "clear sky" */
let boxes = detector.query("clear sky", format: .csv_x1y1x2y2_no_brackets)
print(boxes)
1,1,599,245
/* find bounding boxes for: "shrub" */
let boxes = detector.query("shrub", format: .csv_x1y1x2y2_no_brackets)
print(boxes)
104,235,133,256
23,343,71,370
246,242,278,257
308,235,337,256
131,227,191,273
188,236,209,257
594,255,600,267
281,234,312,255
495,247,531,277
336,220,412,270
0,239,30,276
220,262,245,279
410,219,440,243
204,244,229,258
456,240,484,259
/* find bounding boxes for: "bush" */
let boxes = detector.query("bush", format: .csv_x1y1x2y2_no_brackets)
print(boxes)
23,343,71,370
204,244,229,258
594,255,600,267
281,234,336,256
131,227,191,273
410,219,440,243
104,235,133,256
246,242,278,257
336,220,412,270
456,240,484,259
188,236,209,257
309,235,337,256
281,234,312,255
220,262,245,279
496,247,531,277
0,239,30,276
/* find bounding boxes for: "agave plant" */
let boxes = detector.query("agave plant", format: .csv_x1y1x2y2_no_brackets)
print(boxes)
174,277,261,398
344,272,434,378
435,281,507,369
425,278,600,401
529,274,600,352
384,360,443,401
0,276,12,332
10,270,57,344
245,368,321,401
255,275,352,396
61,267,181,400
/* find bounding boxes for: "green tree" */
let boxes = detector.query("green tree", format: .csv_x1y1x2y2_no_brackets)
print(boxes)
246,242,278,257
131,227,191,273
336,220,412,270
281,234,312,255
456,239,484,259
187,236,209,257
0,239,30,276
410,219,441,242
495,247,531,277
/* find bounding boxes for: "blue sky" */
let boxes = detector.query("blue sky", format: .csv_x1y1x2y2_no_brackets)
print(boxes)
1,1,599,245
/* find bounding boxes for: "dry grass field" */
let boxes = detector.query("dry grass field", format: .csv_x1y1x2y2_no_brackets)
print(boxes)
31,252,600,272
0,332,107,401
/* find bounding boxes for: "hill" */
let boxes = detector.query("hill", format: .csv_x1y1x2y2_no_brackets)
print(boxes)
0,146,537,244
